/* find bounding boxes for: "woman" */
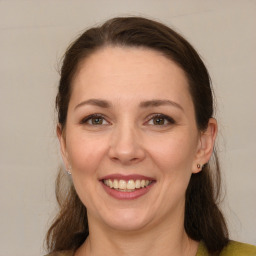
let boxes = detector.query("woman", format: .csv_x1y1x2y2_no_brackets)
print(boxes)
45,17,256,256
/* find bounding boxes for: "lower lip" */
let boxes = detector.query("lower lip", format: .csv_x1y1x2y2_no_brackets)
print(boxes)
101,182,155,200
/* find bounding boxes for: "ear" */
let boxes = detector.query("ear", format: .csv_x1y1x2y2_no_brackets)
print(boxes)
57,124,70,170
192,118,218,173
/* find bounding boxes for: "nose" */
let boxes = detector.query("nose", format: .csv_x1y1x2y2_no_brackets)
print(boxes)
108,122,146,165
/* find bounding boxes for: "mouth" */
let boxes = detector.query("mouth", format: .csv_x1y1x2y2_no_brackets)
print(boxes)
100,174,155,200
102,179,154,192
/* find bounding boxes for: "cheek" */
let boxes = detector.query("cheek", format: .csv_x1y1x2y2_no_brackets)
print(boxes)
148,131,197,171
66,134,107,175
65,134,108,208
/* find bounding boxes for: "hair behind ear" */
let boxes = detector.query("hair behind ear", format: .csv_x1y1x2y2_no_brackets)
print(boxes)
185,151,229,254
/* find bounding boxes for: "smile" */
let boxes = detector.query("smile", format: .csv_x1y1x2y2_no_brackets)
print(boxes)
100,174,155,200
103,179,153,191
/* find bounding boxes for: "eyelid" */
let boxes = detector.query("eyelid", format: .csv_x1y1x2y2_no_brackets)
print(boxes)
80,113,110,125
79,113,175,126
145,113,176,125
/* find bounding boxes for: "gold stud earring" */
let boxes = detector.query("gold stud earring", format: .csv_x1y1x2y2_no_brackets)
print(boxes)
197,164,201,169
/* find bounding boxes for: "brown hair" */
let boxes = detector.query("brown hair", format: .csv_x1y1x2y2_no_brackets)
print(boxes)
46,16,229,254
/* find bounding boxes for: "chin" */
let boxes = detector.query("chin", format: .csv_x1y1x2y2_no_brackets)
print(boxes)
102,209,152,232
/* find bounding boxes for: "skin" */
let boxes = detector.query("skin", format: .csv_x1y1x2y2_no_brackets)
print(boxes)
58,46,217,256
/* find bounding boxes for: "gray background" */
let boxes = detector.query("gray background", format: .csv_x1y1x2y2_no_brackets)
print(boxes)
0,1,255,255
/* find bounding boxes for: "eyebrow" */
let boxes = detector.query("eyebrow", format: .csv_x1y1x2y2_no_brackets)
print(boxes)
139,99,184,111
74,98,183,111
74,99,111,110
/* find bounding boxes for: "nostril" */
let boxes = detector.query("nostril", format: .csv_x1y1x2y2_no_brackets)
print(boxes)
110,156,139,163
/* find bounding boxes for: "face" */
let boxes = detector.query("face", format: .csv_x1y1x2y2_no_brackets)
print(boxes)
59,46,214,232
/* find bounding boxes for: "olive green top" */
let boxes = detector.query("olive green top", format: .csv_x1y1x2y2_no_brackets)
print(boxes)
196,241,256,255
45,240,256,256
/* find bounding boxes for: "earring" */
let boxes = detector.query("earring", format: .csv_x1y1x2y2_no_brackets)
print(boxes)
66,166,72,175
197,164,201,169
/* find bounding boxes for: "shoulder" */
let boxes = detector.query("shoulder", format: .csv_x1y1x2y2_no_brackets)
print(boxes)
44,250,74,256
220,241,256,256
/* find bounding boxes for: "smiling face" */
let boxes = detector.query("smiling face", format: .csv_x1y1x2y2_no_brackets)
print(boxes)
58,46,214,232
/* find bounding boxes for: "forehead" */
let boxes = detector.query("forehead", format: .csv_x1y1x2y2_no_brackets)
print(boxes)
71,46,192,108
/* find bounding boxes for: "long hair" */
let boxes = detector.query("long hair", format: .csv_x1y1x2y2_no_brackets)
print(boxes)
46,16,229,254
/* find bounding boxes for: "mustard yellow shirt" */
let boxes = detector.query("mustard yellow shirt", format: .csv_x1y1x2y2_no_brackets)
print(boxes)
45,241,256,256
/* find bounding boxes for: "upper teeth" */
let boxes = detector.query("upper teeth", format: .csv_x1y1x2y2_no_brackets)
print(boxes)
103,179,151,190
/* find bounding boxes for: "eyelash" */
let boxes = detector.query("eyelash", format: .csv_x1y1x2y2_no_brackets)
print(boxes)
146,114,176,126
80,114,108,125
80,113,176,126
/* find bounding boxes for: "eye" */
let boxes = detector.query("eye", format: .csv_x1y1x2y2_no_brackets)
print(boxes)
147,114,175,126
80,114,109,125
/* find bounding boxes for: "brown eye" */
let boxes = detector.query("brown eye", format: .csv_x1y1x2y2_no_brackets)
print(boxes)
147,114,175,126
91,116,104,125
153,116,165,125
80,114,108,125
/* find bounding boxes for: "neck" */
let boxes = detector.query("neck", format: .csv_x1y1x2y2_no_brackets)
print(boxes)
75,212,199,256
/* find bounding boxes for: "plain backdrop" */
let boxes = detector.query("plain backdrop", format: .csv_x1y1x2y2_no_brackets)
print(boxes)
0,1,255,255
